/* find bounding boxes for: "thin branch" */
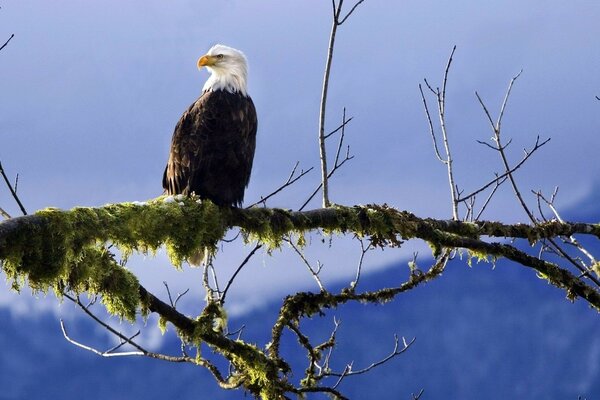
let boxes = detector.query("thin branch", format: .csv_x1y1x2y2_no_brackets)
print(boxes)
457,136,550,202
62,293,191,362
0,160,27,215
0,33,14,52
496,70,523,131
287,237,326,292
221,243,262,303
14,173,19,194
337,0,367,25
350,238,371,291
247,162,314,208
60,320,146,358
419,83,444,162
535,189,597,266
164,281,175,306
299,142,354,211
104,330,142,354
163,281,189,309
0,206,10,219
332,109,354,169
327,335,415,379
474,175,506,221
298,158,353,212
324,112,354,139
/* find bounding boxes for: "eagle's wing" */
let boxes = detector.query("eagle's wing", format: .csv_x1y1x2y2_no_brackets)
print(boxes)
163,91,257,207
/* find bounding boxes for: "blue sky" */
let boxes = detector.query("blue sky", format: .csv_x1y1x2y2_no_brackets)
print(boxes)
2,1,600,320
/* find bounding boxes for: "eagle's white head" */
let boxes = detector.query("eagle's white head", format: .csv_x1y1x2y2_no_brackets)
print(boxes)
197,44,249,96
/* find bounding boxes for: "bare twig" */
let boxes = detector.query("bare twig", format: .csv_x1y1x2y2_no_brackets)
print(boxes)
326,335,415,385
474,175,507,221
299,141,354,211
0,160,27,215
247,162,313,208
534,189,597,266
457,135,550,203
0,33,14,52
332,108,353,169
419,83,444,162
61,320,146,358
0,206,10,219
337,0,366,25
324,110,353,139
163,281,189,309
286,237,326,292
350,238,372,291
221,243,262,303
62,293,191,362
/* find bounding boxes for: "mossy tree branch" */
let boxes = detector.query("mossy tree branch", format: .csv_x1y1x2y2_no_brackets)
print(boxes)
1,197,600,312
1,197,600,397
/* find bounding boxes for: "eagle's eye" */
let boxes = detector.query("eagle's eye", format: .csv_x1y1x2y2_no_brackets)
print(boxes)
216,54,224,59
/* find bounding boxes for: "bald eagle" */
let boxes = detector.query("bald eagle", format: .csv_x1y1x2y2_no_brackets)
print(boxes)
163,44,257,207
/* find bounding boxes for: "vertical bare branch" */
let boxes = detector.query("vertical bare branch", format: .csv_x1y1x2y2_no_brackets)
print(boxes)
319,2,342,208
421,46,459,220
439,46,459,220
319,0,366,208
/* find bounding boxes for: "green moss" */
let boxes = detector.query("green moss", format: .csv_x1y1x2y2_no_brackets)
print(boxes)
466,249,491,267
237,207,297,250
158,316,168,334
0,196,232,320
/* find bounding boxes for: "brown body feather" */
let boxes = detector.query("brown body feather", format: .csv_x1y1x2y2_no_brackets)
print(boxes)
163,90,258,207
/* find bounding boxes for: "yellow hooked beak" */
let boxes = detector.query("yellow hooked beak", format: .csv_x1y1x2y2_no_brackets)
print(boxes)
197,54,217,69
